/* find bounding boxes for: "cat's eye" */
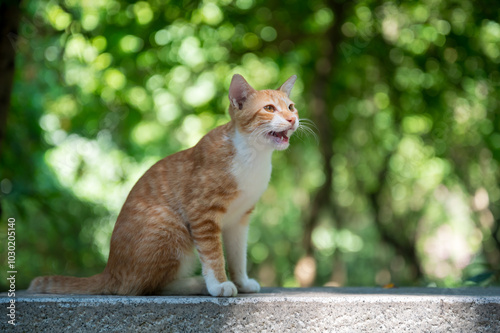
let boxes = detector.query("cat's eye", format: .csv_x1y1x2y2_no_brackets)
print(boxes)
264,105,276,112
288,104,295,111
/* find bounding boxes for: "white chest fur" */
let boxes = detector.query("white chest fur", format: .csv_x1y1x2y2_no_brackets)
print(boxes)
222,130,273,227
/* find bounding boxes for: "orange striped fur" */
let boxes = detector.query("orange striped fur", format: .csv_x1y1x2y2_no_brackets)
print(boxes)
28,74,299,296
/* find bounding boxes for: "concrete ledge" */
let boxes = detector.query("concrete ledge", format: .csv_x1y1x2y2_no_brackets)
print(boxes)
2,287,500,332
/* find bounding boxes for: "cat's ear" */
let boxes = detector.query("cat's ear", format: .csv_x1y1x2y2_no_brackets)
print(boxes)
229,74,256,110
278,75,297,97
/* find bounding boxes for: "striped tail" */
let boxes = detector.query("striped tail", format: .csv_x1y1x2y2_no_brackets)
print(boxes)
27,274,107,295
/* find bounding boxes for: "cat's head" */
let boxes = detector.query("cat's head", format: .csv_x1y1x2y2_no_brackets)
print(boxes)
228,74,299,151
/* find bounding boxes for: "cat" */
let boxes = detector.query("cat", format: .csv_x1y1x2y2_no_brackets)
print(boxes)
28,74,299,297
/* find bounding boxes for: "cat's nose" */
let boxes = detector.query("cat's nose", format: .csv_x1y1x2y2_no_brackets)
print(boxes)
286,117,296,126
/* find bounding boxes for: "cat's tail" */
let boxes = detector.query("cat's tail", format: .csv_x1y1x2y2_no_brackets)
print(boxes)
27,273,108,295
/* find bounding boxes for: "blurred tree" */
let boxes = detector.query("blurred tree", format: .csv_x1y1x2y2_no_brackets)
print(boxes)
1,0,499,291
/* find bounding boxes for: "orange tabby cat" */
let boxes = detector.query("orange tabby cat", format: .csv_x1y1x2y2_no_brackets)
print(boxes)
28,74,299,296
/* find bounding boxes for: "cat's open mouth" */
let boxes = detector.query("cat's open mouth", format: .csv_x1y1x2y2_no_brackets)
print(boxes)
268,130,289,143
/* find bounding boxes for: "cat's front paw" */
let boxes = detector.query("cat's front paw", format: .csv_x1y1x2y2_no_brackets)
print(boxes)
208,281,238,297
236,278,261,293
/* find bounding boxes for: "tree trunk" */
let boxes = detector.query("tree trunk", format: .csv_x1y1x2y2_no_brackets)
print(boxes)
0,0,21,220
301,0,349,257
0,0,21,155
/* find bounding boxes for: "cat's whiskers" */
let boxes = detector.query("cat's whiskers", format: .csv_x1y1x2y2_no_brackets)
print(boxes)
296,118,319,144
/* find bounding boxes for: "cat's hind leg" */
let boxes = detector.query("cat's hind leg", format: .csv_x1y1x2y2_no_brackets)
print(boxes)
104,206,195,295
159,250,208,295
160,276,208,295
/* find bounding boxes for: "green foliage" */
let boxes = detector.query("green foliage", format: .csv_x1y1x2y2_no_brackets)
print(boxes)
1,0,499,291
